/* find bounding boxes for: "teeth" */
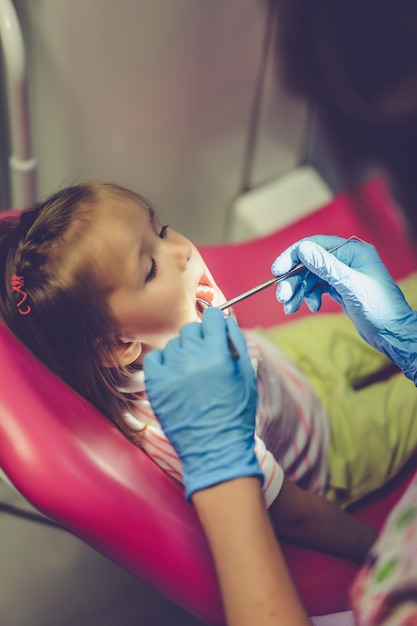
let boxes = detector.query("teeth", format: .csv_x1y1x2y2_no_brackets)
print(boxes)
195,283,214,304
196,281,214,316
197,284,212,294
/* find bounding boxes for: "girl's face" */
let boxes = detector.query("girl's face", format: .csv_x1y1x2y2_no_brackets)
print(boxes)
89,195,227,363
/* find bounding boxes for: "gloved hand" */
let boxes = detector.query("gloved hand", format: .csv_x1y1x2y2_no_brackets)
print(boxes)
272,235,417,384
143,308,263,502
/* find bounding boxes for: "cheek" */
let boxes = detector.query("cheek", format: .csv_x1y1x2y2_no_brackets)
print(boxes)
144,290,197,334
142,309,198,350
157,279,196,317
159,298,198,331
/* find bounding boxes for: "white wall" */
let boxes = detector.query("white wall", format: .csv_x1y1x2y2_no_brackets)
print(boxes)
11,0,308,243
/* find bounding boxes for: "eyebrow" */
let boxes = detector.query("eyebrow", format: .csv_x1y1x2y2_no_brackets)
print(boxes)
147,205,155,222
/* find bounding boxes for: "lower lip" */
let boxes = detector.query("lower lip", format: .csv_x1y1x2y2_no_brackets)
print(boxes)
196,299,232,318
196,298,211,314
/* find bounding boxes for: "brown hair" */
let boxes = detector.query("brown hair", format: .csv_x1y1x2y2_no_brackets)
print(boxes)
0,182,153,435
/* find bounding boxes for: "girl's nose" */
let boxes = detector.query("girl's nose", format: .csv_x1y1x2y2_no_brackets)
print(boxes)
171,239,191,269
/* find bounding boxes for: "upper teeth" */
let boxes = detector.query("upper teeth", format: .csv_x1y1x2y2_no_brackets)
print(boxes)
197,284,211,293
196,284,213,299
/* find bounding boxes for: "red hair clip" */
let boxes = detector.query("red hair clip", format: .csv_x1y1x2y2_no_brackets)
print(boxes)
11,275,31,316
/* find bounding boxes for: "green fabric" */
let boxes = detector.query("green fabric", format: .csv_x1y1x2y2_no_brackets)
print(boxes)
257,273,417,508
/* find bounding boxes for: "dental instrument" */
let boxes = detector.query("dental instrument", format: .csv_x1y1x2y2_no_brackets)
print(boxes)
195,300,240,358
197,237,355,359
217,237,354,311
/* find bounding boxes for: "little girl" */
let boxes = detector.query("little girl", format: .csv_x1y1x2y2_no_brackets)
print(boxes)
2,181,416,561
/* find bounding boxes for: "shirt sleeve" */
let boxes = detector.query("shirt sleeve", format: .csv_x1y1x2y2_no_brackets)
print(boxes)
125,401,284,508
254,432,285,509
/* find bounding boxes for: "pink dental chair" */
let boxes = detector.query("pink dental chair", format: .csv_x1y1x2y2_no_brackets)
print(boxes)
1,176,417,625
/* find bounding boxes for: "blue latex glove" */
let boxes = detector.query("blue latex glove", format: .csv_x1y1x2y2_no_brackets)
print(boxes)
272,235,417,384
143,308,263,502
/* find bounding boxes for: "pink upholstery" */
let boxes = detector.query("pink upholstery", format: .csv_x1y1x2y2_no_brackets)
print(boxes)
0,177,416,623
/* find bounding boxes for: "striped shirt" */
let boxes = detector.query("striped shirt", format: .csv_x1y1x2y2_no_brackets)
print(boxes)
122,330,330,508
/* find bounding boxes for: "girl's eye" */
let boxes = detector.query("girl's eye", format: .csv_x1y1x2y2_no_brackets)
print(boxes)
145,258,158,283
159,224,169,239
145,225,167,282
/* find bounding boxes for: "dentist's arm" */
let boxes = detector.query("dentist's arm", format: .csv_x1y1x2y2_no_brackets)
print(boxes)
192,477,311,626
144,309,311,626
272,235,417,384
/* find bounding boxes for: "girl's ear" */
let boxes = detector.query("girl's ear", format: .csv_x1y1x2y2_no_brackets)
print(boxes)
102,336,143,368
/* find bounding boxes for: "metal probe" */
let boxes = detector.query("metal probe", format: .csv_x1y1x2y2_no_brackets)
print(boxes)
217,237,353,311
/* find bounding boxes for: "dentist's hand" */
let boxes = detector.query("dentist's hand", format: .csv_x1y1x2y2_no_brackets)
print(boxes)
272,235,417,384
143,308,262,501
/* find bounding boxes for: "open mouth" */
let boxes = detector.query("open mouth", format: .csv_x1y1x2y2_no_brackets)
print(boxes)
194,274,231,318
196,297,211,314
195,283,214,316
195,286,232,318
